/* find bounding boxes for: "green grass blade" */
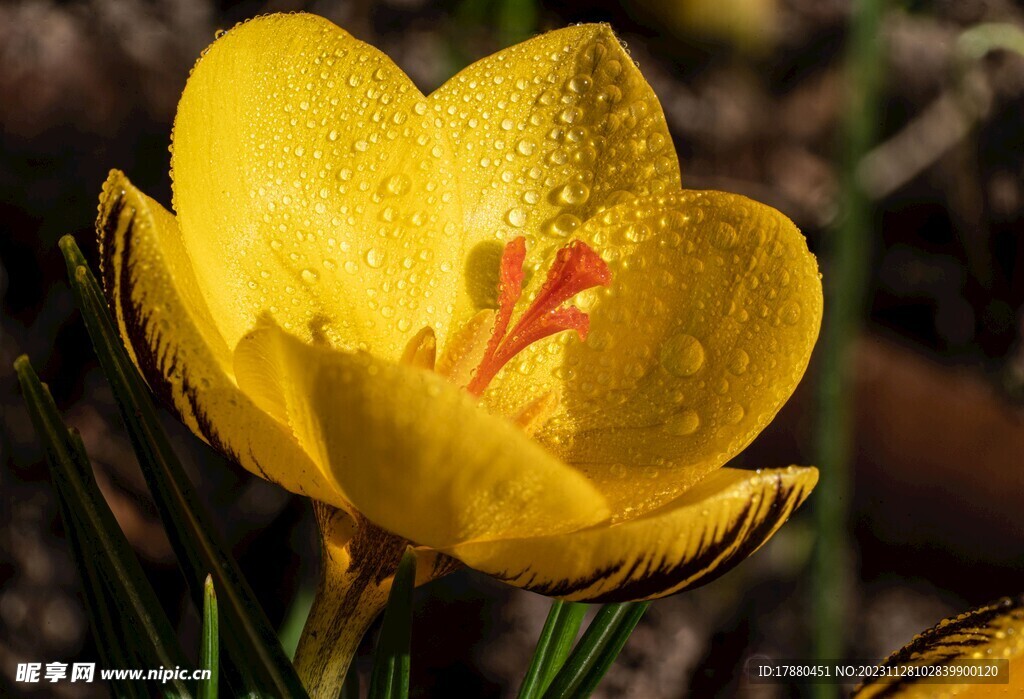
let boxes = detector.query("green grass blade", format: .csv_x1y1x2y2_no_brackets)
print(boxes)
517,601,588,699
538,602,587,692
15,357,193,699
51,436,148,699
812,3,885,697
368,549,416,699
200,575,219,699
59,236,309,699
279,586,315,661
540,602,644,699
570,602,648,697
497,0,537,47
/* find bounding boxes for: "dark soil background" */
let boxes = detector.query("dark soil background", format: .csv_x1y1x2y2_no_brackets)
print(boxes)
2,0,1023,697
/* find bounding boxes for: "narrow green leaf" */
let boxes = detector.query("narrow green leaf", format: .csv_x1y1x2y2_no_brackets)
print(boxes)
14,357,193,699
50,439,147,699
571,602,648,697
368,549,417,699
279,585,315,661
538,602,588,692
541,602,647,699
517,601,588,699
200,575,219,699
59,236,309,699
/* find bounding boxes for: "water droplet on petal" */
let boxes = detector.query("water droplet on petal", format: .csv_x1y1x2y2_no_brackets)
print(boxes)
506,208,527,228
545,213,582,238
556,182,590,206
365,248,385,268
667,410,701,436
724,403,745,425
727,348,750,375
660,334,705,377
517,139,536,156
780,301,802,325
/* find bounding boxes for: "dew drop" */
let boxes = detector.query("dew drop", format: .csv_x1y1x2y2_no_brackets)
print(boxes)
545,213,582,238
568,74,593,94
365,248,385,268
780,301,802,325
660,334,705,377
711,221,739,249
506,208,527,228
727,348,750,375
667,410,700,436
724,403,745,425
301,269,319,284
383,174,411,196
556,182,590,206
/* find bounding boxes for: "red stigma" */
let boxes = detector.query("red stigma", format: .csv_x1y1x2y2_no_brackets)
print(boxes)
467,237,611,396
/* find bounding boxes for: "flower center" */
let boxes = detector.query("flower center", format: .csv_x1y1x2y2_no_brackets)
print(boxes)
466,236,611,396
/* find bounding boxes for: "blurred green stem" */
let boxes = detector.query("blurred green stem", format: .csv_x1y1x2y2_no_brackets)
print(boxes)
497,0,538,47
813,0,886,693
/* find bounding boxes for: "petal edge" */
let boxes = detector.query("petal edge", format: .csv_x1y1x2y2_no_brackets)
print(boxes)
445,466,817,602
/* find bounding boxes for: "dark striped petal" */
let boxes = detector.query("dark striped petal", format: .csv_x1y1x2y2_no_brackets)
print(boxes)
853,596,1024,698
96,169,344,506
445,466,816,602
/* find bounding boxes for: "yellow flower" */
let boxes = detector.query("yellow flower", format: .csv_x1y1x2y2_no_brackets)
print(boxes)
97,13,821,604
853,595,1024,698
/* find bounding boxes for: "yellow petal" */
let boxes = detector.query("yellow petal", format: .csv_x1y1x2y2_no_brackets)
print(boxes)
171,13,461,359
445,466,816,602
485,191,822,519
97,170,345,506
853,596,1024,698
433,23,679,324
172,16,679,361
232,320,610,548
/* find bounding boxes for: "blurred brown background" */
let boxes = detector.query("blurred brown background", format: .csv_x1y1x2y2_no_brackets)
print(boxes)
2,0,1024,697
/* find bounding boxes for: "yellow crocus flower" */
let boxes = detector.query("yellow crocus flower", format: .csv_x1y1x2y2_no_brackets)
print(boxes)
853,595,1024,698
95,12,822,677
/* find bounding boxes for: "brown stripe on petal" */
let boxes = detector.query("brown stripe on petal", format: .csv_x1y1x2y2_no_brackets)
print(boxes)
502,560,628,599
97,184,125,302
97,181,243,478
495,474,811,603
854,595,1024,698
427,552,463,579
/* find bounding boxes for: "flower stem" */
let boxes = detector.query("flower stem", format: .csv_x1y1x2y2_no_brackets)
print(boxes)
294,504,408,699
812,0,886,692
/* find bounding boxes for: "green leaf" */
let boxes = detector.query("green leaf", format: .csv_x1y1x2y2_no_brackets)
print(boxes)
14,357,193,699
368,548,416,699
51,436,148,699
517,601,588,699
570,602,648,697
200,575,219,699
540,602,649,699
279,585,315,661
58,235,309,699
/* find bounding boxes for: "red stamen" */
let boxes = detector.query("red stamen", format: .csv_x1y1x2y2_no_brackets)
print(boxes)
467,238,611,395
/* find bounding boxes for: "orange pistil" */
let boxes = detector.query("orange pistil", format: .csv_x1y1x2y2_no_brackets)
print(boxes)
466,236,611,396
